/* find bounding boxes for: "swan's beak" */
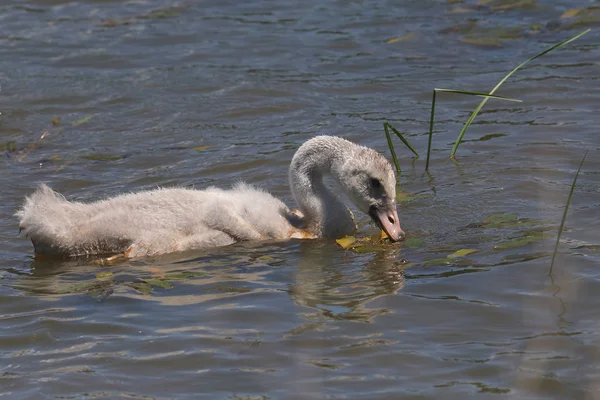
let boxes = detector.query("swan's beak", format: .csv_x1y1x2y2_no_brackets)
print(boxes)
369,205,405,242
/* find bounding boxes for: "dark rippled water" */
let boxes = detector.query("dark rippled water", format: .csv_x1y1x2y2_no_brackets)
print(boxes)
1,0,599,398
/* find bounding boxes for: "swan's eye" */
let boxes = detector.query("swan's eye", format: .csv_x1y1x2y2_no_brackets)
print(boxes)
370,178,382,189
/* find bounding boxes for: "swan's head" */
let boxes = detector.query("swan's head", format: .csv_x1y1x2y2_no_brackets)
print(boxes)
337,148,405,242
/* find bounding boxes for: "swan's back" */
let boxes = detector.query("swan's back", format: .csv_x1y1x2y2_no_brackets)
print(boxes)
17,183,294,257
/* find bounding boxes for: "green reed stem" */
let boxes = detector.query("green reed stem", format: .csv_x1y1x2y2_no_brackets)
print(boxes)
384,123,401,173
434,88,523,101
383,122,419,174
450,29,590,160
549,150,588,276
425,89,521,171
385,122,419,158
426,90,436,171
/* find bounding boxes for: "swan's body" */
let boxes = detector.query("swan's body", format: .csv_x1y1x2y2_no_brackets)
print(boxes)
17,136,404,258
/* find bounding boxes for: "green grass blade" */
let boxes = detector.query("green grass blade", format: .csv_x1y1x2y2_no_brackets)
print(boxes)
384,123,401,173
434,88,522,102
425,90,436,171
549,150,588,276
424,89,520,171
385,122,420,158
450,29,590,159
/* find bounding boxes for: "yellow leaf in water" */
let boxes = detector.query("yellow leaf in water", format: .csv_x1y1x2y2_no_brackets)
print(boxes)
193,145,212,151
369,230,389,242
380,230,389,240
561,9,582,18
447,249,477,259
477,0,493,4
336,236,356,249
386,33,415,44
96,271,114,280
72,115,94,127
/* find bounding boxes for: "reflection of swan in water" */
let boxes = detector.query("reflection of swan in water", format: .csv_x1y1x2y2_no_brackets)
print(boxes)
17,136,404,258
290,241,406,322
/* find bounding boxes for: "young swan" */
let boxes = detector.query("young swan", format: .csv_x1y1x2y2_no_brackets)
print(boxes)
17,135,404,258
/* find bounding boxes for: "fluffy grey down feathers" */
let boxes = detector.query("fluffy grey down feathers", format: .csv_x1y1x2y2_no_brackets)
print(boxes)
17,135,399,257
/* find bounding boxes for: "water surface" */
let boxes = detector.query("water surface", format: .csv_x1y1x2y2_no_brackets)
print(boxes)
1,0,599,398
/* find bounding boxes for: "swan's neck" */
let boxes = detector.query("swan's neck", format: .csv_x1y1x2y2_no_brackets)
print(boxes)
289,137,356,238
